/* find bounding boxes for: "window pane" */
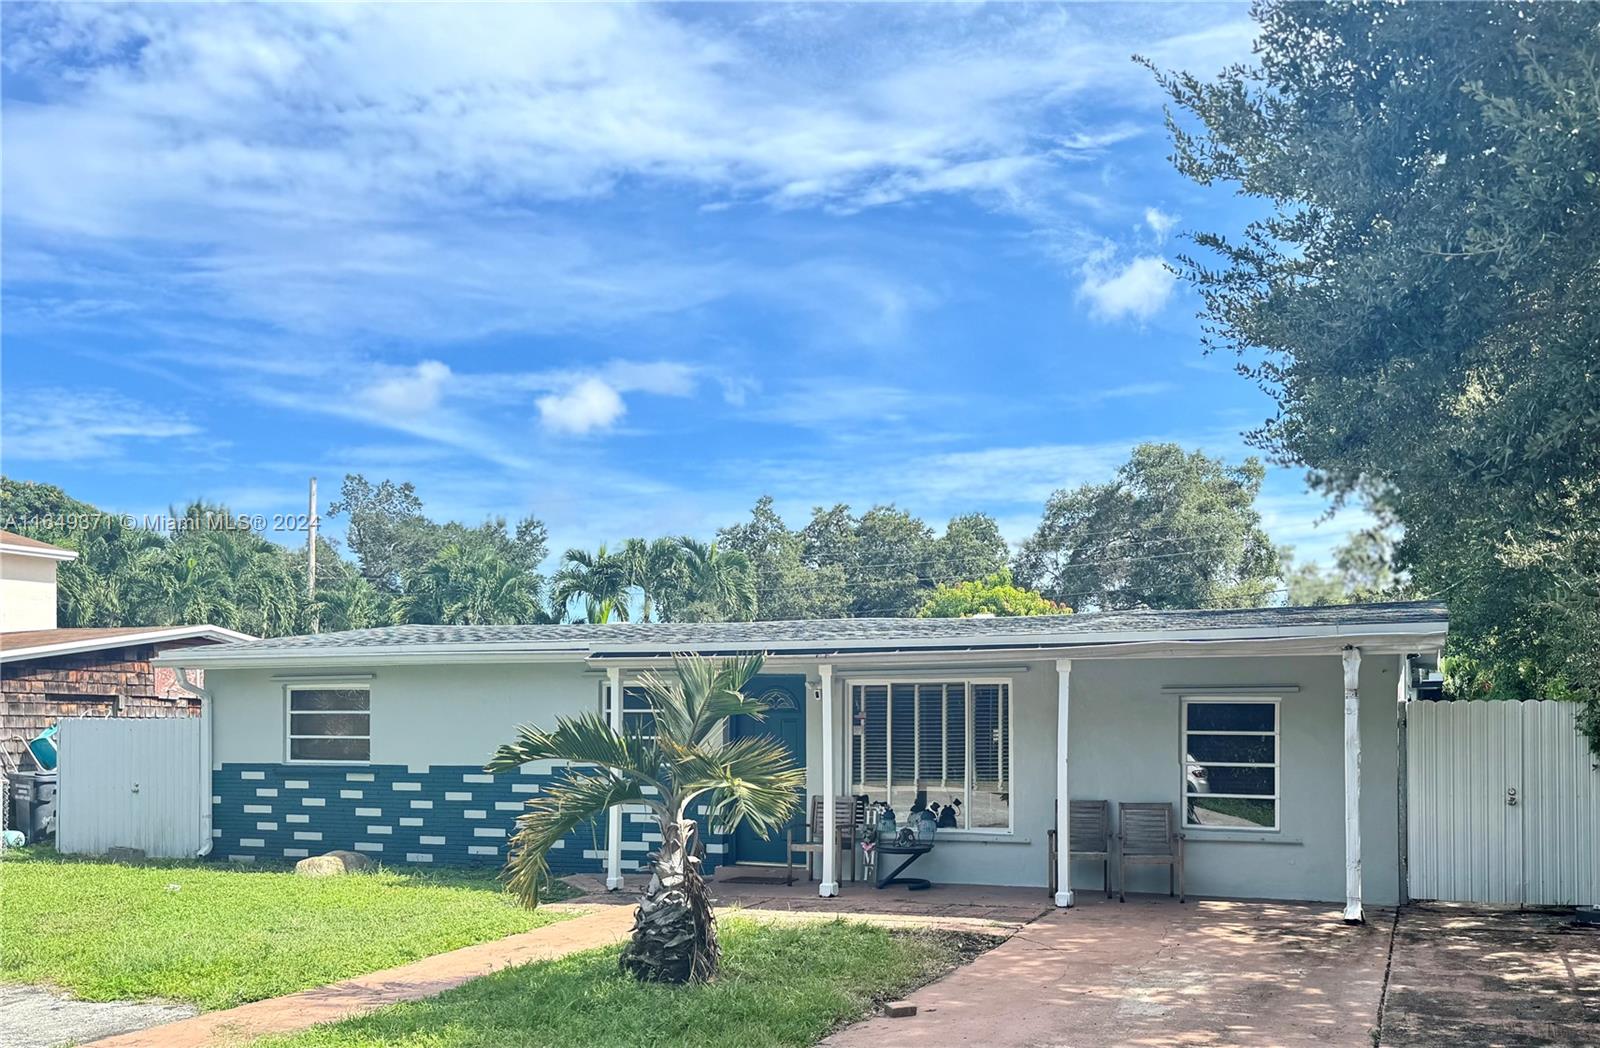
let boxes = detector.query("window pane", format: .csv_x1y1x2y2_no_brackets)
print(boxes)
1187,796,1275,829
943,684,966,789
1186,702,1274,732
1190,764,1275,797
290,712,369,737
1185,733,1274,764
290,736,370,761
970,683,1009,830
916,684,944,781
890,684,917,784
290,688,369,712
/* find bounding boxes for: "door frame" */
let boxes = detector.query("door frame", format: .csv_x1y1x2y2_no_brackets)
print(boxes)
728,674,808,864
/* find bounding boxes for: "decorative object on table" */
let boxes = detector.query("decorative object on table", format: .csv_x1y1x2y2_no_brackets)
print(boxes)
937,797,960,828
895,825,917,846
914,807,938,842
876,805,898,842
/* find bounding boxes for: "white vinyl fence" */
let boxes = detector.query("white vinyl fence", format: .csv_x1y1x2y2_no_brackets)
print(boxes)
56,717,202,859
1408,700,1600,906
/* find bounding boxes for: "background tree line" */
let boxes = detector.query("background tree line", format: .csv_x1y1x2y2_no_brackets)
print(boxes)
6,438,1388,635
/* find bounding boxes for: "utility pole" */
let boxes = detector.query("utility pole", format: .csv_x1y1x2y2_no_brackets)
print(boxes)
307,476,319,633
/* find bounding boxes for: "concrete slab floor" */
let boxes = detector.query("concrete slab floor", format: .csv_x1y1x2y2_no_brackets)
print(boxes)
1380,904,1600,1047
823,895,1394,1048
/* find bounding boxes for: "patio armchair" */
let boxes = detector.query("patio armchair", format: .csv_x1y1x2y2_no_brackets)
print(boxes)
785,795,867,886
1117,802,1184,903
1046,799,1116,899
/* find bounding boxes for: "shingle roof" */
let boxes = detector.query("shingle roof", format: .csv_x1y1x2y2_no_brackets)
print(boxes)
159,601,1448,662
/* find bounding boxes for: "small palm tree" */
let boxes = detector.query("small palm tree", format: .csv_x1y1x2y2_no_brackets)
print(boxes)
486,654,803,984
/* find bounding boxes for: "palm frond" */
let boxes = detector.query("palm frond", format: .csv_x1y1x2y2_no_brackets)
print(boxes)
502,771,650,906
670,735,805,835
634,652,769,746
485,712,666,794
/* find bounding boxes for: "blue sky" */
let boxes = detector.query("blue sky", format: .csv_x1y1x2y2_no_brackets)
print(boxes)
0,2,1370,571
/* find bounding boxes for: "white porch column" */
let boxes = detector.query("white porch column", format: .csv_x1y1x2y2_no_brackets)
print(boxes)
1055,658,1073,908
606,665,625,892
1341,646,1363,923
818,663,839,898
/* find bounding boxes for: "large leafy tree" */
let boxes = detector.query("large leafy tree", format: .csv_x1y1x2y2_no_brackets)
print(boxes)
918,569,1067,618
487,654,804,984
621,537,685,623
1014,443,1282,611
717,496,848,621
1152,2,1600,730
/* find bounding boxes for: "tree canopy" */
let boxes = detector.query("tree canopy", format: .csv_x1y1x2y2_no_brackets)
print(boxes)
1152,1,1600,736
918,569,1066,618
1013,443,1283,611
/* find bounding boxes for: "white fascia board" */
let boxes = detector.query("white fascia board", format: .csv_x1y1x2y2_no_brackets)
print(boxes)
2,625,255,664
0,541,78,562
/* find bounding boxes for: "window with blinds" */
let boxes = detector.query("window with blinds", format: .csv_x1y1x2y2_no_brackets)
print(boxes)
848,679,1012,831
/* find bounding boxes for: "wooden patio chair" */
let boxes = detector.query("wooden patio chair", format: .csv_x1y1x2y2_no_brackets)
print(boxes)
785,795,867,885
1046,800,1115,898
1118,802,1184,903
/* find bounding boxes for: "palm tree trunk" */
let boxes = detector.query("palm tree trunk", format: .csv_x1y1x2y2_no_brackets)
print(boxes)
618,818,720,984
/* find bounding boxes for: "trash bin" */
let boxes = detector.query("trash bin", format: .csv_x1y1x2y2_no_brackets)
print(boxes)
6,770,58,842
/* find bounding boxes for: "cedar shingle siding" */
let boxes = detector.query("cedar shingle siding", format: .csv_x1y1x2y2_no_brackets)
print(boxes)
1,638,211,768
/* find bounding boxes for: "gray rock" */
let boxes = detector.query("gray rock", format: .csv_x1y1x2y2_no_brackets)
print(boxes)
294,849,374,877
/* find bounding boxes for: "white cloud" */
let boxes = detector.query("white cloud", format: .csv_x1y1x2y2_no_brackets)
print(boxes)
1,388,201,461
537,377,627,435
1078,255,1176,323
360,360,452,414
0,4,1252,339
1144,207,1178,239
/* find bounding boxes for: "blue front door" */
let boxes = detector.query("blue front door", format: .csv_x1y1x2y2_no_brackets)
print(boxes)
730,674,807,864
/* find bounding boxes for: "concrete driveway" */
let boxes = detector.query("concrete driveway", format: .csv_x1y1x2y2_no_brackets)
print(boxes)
824,895,1391,1048
823,897,1600,1047
1381,905,1599,1046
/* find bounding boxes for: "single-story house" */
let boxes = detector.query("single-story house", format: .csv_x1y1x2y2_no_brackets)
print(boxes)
154,601,1448,921
1,529,251,770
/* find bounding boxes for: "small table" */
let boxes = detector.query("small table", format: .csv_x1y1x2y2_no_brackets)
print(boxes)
875,841,934,890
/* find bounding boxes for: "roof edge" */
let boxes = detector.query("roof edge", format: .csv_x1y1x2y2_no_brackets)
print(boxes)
1,625,256,664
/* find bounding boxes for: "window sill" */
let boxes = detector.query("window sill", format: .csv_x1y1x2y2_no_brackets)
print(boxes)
928,832,1031,846
1183,831,1303,845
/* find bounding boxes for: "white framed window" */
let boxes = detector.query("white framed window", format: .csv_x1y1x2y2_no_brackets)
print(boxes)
847,678,1013,833
600,682,656,739
285,685,370,763
1182,697,1279,831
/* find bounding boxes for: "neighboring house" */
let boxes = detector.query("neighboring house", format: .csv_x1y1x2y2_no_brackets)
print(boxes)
155,601,1447,921
0,530,252,769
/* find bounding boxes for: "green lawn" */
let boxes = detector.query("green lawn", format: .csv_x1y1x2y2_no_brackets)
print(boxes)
0,846,577,1010
255,919,991,1048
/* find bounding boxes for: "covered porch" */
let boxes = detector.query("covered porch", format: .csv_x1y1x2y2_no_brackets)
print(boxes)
592,606,1447,920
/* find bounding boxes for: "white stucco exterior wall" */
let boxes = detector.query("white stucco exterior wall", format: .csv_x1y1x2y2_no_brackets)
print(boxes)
0,553,60,631
209,662,603,768
202,649,1403,904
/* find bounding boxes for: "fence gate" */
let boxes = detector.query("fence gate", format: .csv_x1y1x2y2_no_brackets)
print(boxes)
56,717,203,859
1407,700,1600,906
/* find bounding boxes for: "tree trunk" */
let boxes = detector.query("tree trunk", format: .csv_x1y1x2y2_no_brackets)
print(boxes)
618,818,720,984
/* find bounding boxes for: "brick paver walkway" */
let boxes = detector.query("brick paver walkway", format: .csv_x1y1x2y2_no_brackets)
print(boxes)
81,905,634,1048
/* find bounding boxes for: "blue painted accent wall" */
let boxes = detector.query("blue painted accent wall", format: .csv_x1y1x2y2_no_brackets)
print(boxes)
211,762,730,873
